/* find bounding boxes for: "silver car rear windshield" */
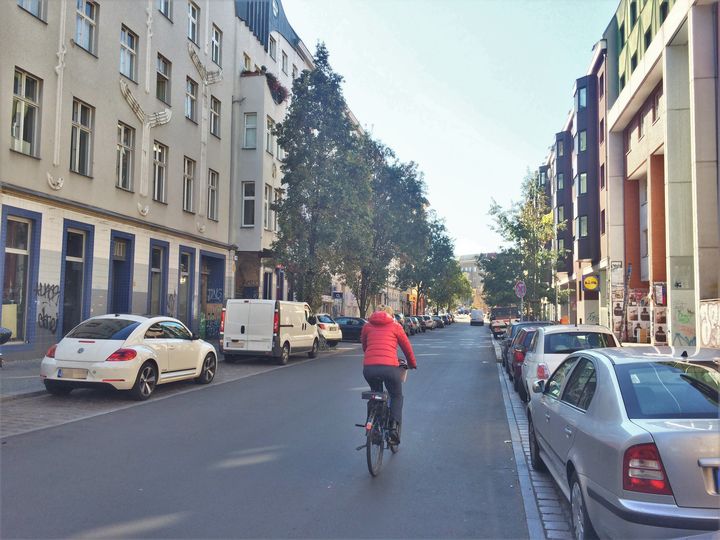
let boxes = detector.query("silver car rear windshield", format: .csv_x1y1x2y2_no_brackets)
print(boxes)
317,315,334,323
544,332,615,354
615,361,720,419
66,319,141,340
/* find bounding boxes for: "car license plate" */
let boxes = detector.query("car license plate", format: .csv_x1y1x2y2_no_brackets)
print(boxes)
57,368,88,379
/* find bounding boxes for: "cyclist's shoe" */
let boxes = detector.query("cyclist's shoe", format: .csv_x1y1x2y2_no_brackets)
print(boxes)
388,421,400,445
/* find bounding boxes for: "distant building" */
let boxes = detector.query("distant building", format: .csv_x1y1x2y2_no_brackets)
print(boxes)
458,254,488,310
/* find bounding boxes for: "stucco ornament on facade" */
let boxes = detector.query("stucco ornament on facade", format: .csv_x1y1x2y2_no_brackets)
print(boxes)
119,80,172,215
46,173,64,191
144,1,154,95
52,0,68,168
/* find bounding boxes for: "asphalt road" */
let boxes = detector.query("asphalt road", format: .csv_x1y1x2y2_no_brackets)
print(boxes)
1,322,529,539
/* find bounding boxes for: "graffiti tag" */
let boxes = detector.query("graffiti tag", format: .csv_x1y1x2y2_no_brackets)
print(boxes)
167,292,177,316
35,282,60,334
206,288,223,303
699,300,719,348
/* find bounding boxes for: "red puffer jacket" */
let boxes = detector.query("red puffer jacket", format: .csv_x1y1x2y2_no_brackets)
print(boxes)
361,311,417,368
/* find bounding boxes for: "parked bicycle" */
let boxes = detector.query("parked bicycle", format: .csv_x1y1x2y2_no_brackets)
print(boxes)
356,360,408,476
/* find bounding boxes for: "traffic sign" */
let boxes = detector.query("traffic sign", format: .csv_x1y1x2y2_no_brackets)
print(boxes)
515,281,526,298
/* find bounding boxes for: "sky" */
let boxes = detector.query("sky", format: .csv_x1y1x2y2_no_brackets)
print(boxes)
281,0,618,257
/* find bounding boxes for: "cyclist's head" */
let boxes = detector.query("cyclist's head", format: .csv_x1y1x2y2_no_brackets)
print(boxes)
378,305,394,316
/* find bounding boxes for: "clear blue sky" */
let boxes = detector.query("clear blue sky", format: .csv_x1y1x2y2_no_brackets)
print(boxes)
282,0,618,256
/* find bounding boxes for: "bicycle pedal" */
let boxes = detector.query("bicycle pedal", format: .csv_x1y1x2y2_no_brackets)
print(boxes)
355,444,366,451
354,424,365,428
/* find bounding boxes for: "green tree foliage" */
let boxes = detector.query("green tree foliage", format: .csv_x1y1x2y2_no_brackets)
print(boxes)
477,250,523,307
272,44,370,310
486,171,558,317
429,261,473,312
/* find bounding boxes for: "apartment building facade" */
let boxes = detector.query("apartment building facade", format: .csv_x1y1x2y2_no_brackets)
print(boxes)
2,0,238,359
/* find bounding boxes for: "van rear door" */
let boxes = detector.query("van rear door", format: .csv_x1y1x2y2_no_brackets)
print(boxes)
247,301,275,352
223,300,249,352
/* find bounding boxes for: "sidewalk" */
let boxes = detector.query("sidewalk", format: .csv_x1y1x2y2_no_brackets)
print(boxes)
0,356,45,401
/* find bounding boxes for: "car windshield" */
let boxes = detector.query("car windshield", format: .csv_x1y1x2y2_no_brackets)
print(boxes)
544,332,615,354
66,319,141,340
317,315,334,323
615,361,720,419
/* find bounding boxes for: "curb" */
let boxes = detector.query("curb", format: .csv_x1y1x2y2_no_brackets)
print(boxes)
1,390,47,403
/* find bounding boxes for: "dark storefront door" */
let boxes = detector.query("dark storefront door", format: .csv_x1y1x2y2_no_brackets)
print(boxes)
62,231,85,335
199,253,224,340
109,234,133,314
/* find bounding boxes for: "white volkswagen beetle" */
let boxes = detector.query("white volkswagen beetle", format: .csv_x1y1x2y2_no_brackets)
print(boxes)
40,314,217,400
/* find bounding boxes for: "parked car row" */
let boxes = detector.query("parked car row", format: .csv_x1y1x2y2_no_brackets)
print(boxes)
497,321,720,539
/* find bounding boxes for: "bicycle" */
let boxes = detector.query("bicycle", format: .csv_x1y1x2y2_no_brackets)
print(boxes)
355,361,408,477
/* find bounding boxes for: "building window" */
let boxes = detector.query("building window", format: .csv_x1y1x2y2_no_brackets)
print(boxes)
631,54,638,72
210,96,221,137
116,122,134,190
183,156,195,212
558,237,565,256
11,69,41,157
3,216,34,342
208,169,218,221
558,205,565,223
242,182,255,226
557,173,564,190
600,210,606,235
660,1,669,23
269,35,277,60
266,116,274,155
75,0,97,54
211,25,222,66
644,28,652,51
264,183,272,229
292,64,298,79
273,189,280,231
577,86,587,109
619,23,625,47
557,140,564,157
17,0,45,20
153,141,167,202
70,99,94,176
185,77,197,121
599,118,605,143
580,216,588,237
598,73,604,98
579,130,587,152
243,53,251,72
653,89,662,122
120,26,138,81
187,1,198,44
243,113,257,148
579,172,587,194
281,51,288,74
149,243,167,315
600,164,605,189
630,2,637,26
638,111,644,139
156,54,171,104
157,0,172,19
619,74,626,91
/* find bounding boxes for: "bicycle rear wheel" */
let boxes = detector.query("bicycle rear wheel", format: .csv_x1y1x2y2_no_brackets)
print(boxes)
366,411,384,476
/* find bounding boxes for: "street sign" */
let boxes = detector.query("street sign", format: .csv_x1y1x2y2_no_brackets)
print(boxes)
515,281,526,299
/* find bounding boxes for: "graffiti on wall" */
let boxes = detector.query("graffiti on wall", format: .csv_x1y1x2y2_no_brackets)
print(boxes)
35,283,60,333
206,288,223,303
167,292,177,317
672,303,697,346
699,299,720,348
586,311,598,324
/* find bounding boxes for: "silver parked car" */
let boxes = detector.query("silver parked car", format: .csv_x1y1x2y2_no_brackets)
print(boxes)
527,347,720,539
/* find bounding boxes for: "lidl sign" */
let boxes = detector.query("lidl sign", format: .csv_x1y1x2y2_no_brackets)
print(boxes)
583,275,600,291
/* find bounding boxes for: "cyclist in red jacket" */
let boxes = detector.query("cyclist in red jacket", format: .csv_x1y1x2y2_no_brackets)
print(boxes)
361,306,417,445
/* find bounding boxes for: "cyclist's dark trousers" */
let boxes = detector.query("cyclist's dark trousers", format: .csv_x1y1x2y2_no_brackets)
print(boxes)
363,365,404,424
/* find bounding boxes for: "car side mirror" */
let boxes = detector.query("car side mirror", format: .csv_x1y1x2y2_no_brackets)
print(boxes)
532,380,545,394
307,315,317,325
191,332,200,340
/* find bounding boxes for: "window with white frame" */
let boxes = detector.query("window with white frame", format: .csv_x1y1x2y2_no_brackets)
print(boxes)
11,69,41,157
210,96,221,137
557,140,564,157
17,0,45,20
156,54,171,103
557,173,564,190
75,0,97,54
578,86,587,109
187,1,198,44
580,215,588,237
211,25,222,66
557,205,564,223
558,238,565,255
70,99,94,176
157,0,172,19
292,64,298,79
116,122,134,190
183,156,195,212
579,172,588,194
243,53,251,72
185,77,197,121
243,113,256,148
266,116,274,154
281,50,288,74
207,169,219,221
153,141,167,202
579,130,587,152
264,183,272,229
242,181,255,226
120,26,138,80
269,36,277,60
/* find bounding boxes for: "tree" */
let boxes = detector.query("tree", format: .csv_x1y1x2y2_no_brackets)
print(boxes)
428,261,473,312
272,44,370,310
477,250,524,308
337,136,428,317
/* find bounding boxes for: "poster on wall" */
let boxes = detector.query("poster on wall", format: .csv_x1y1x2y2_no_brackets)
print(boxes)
652,282,668,345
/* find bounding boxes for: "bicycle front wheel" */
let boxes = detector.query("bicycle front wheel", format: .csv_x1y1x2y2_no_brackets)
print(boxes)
366,412,384,476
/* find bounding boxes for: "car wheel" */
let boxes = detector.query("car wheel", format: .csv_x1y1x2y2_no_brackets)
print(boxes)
570,473,597,540
129,361,157,401
528,417,546,471
308,339,318,358
195,353,216,384
327,341,338,348
278,343,290,365
519,380,529,402
44,380,72,396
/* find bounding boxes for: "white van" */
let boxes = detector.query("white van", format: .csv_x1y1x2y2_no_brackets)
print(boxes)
470,309,485,326
220,300,319,365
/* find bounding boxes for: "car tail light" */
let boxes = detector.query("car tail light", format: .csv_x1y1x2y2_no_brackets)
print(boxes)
623,443,673,495
513,349,525,363
106,348,138,362
536,363,550,380
318,323,327,330
46,344,57,358
273,310,279,334
220,308,226,336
